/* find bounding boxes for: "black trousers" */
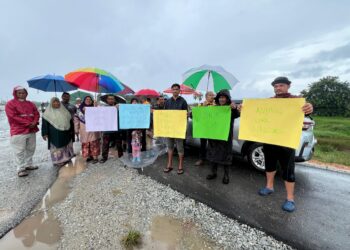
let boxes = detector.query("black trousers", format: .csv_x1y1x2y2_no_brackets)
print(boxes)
211,163,229,175
199,138,208,160
263,144,296,182
102,132,123,159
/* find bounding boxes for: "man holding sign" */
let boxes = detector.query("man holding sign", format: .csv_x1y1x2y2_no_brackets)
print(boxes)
239,76,313,212
163,83,188,175
100,94,124,163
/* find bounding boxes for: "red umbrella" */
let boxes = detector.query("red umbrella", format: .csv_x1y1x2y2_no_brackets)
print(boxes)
163,84,200,95
135,89,160,97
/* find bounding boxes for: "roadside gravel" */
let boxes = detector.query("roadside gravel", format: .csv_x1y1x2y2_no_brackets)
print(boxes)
53,160,293,249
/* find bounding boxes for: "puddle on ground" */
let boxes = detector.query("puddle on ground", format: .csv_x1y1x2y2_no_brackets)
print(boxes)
137,216,218,250
0,156,86,249
0,148,219,249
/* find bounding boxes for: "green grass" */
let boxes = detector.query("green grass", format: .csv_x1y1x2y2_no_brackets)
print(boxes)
313,116,350,166
121,230,142,249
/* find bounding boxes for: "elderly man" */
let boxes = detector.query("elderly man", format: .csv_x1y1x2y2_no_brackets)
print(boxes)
75,97,82,109
195,91,216,166
5,86,40,177
243,76,313,212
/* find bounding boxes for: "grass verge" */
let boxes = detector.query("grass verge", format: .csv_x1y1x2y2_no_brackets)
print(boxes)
313,116,350,167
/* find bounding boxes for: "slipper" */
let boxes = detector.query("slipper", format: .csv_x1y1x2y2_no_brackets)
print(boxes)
99,158,107,163
25,166,38,170
258,187,274,196
18,170,28,177
177,169,184,175
163,167,173,173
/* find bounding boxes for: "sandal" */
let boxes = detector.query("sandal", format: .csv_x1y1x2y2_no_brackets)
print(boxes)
163,167,173,173
177,169,184,175
25,166,38,171
99,158,107,163
18,170,28,177
92,159,99,164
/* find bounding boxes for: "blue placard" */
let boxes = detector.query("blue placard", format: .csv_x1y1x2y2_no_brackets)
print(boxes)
119,104,151,129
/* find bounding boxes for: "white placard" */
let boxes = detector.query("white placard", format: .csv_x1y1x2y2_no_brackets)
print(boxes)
85,107,118,132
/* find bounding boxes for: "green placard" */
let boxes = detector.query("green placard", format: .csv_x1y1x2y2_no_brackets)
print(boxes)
192,106,231,140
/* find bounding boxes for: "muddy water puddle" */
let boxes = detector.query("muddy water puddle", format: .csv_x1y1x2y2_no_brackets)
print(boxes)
0,149,219,249
0,156,86,249
138,216,218,250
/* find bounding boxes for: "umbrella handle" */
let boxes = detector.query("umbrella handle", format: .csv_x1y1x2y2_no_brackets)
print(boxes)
54,79,57,97
206,71,211,92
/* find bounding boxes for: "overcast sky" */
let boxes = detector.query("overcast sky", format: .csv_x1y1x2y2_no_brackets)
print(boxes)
1,0,350,102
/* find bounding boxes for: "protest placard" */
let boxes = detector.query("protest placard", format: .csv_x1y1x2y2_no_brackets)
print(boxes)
119,104,150,129
192,106,231,140
85,107,118,132
238,98,305,149
153,110,187,139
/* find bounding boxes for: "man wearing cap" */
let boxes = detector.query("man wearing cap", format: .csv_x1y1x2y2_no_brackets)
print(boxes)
5,86,40,177
256,77,313,212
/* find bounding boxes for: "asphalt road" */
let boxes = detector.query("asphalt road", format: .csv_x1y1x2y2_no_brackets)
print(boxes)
142,150,350,250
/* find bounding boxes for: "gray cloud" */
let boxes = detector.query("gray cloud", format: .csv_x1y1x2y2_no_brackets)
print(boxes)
1,0,350,101
298,42,350,64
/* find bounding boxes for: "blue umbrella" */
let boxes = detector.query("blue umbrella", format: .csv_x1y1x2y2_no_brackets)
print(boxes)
27,75,77,95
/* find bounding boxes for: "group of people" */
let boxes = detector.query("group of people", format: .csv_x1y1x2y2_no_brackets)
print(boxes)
5,77,313,213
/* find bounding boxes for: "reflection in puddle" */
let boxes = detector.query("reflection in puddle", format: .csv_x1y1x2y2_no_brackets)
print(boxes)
139,216,217,250
0,156,86,249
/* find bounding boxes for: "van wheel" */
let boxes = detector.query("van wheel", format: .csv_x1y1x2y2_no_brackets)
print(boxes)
247,144,265,171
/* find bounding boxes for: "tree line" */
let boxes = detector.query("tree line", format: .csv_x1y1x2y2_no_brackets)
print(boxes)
301,76,350,117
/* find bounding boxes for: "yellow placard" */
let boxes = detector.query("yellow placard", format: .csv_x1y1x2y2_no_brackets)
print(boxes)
153,110,187,139
238,98,305,149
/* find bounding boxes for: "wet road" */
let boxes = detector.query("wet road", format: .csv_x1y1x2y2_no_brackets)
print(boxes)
143,152,350,250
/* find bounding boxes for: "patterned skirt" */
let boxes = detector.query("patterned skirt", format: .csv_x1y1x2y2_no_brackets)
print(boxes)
50,141,75,165
82,139,101,158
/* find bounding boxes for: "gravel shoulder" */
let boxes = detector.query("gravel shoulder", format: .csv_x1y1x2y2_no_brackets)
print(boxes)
53,159,292,250
0,134,59,238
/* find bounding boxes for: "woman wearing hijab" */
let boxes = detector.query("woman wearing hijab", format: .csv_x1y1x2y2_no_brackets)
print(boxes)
206,90,240,184
42,97,75,167
74,96,101,163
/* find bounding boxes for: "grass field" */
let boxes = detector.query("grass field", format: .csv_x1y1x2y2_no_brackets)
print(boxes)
313,116,350,167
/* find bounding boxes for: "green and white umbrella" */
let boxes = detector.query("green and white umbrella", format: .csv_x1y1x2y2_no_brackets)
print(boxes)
183,65,239,93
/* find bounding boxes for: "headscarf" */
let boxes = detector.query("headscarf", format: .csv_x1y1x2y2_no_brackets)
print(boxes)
43,97,71,131
130,98,140,104
79,96,94,113
76,96,94,124
215,89,232,106
12,85,28,101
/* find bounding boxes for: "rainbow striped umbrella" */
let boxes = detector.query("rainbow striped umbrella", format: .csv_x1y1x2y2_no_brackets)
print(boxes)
65,67,124,93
